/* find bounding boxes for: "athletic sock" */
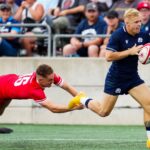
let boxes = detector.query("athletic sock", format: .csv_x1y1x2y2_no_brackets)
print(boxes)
145,122,150,140
80,97,93,108
146,128,150,140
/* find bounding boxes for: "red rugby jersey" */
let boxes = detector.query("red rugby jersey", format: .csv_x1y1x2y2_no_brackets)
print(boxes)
0,72,63,103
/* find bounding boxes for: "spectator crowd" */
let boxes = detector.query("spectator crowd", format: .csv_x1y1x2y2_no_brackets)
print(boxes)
0,0,149,57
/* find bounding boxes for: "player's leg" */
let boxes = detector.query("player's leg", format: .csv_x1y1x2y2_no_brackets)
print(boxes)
69,92,118,117
80,71,119,117
0,99,13,134
128,83,150,148
69,71,119,117
87,93,118,117
0,99,12,115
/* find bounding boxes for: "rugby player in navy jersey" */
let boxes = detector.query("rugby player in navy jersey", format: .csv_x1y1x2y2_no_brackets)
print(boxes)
68,8,150,148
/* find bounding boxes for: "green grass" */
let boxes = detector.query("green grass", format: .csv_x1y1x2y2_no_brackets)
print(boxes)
0,124,148,150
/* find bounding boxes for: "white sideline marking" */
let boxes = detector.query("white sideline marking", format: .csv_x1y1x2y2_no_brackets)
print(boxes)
0,139,144,142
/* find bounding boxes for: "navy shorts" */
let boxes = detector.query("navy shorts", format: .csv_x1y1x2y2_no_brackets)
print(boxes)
104,72,144,95
77,48,88,57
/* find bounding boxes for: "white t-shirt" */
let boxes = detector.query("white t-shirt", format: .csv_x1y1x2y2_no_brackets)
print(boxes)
22,1,45,22
37,0,59,13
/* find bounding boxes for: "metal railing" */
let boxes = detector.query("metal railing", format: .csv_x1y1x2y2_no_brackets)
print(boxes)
0,23,52,56
53,34,110,56
0,23,110,57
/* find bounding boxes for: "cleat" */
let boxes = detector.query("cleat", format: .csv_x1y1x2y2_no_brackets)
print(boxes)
68,92,86,109
147,139,150,148
0,128,13,134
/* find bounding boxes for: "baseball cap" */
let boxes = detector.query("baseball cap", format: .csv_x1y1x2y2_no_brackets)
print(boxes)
85,2,98,11
0,3,11,11
106,10,119,19
137,1,150,10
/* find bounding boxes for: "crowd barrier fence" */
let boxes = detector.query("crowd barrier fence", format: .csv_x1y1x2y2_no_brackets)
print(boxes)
0,23,52,56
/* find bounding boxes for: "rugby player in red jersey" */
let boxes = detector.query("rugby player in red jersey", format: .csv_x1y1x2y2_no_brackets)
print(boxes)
0,64,82,133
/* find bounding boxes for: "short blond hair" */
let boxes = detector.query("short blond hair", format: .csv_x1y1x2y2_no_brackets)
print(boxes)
124,8,140,22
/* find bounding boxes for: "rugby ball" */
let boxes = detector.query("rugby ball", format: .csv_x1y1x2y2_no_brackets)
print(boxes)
138,43,150,64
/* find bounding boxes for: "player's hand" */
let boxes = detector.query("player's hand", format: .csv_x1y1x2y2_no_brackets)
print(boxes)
68,92,86,109
71,104,84,110
128,44,143,55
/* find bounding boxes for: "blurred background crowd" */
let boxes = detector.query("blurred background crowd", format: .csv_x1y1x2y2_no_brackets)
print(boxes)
0,0,149,57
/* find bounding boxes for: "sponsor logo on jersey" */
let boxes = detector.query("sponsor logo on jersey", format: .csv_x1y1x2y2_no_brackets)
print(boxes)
138,37,143,43
115,88,121,94
125,40,128,44
145,26,149,31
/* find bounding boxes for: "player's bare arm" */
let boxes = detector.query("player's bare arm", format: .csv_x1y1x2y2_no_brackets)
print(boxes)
61,81,78,97
105,45,143,61
41,99,83,113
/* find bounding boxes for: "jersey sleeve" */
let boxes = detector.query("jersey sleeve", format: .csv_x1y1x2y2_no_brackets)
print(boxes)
106,31,120,52
31,89,47,103
54,73,64,87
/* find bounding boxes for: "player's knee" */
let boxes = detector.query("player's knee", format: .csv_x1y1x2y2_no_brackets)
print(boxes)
98,110,110,117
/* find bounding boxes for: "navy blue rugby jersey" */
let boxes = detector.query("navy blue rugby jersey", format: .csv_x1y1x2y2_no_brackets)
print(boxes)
106,26,150,78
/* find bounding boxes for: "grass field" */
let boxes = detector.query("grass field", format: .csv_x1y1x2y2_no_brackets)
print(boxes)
0,124,148,150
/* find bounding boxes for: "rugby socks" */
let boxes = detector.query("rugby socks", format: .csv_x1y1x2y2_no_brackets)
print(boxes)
145,121,150,140
146,128,150,140
80,97,93,108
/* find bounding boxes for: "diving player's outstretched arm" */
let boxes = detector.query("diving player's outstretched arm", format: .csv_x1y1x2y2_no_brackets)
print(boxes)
41,99,83,113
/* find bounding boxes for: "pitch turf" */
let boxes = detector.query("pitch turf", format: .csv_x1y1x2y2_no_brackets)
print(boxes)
0,124,148,150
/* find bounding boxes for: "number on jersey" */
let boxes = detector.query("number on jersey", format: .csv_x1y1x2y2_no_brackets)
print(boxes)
14,74,31,86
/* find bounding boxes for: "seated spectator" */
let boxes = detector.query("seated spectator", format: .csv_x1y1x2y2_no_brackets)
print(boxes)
137,1,150,35
110,0,141,21
99,10,124,57
14,0,45,25
14,0,45,56
37,0,59,14
6,0,18,16
63,2,106,57
51,0,89,34
0,3,21,56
